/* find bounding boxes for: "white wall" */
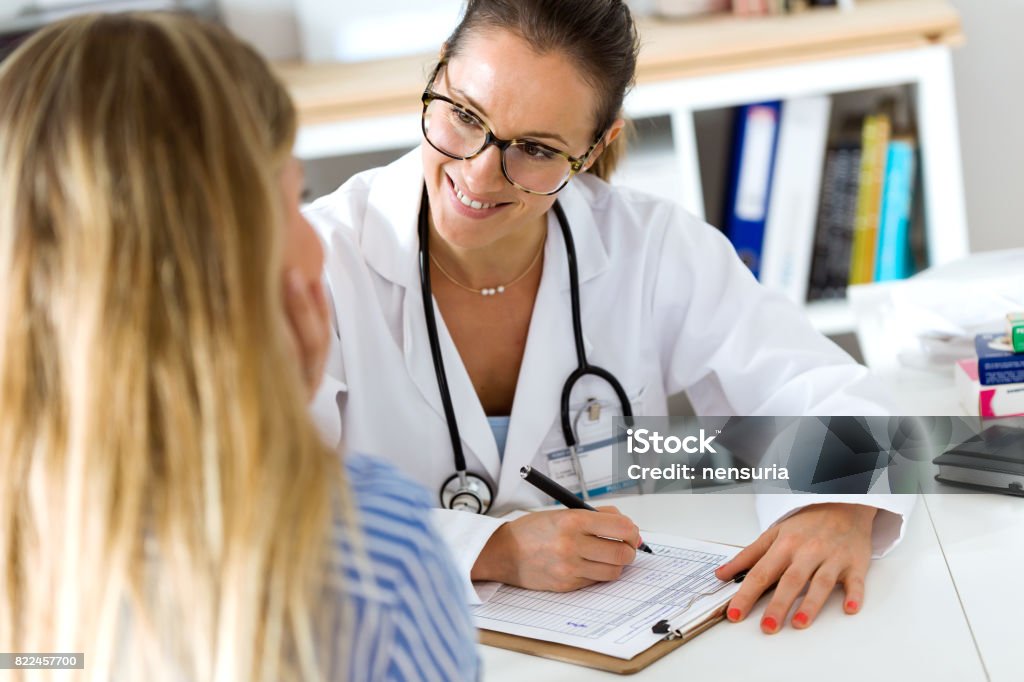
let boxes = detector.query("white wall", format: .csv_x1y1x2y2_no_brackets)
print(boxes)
948,0,1024,253
218,0,461,63
217,0,301,60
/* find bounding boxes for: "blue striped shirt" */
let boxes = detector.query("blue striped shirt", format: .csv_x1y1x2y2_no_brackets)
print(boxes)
331,454,479,681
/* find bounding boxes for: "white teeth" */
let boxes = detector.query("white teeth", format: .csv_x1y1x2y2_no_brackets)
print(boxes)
452,179,497,210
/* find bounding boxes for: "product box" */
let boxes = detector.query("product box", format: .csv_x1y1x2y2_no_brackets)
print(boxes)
1009,312,1024,353
955,358,1024,419
974,332,1024,386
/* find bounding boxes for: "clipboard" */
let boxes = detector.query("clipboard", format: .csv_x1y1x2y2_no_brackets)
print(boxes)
476,537,745,675
479,601,728,675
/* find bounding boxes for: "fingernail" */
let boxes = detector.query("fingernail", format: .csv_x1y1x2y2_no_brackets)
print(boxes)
793,612,808,626
727,608,741,622
761,616,778,633
845,600,859,613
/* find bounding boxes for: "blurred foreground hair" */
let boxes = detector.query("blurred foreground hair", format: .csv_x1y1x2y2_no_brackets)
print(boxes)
0,13,353,681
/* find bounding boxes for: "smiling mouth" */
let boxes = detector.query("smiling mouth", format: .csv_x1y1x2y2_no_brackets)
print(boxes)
447,174,507,210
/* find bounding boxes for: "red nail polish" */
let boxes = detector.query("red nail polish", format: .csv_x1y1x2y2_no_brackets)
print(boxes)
846,600,859,612
761,616,778,632
727,608,741,622
793,612,808,626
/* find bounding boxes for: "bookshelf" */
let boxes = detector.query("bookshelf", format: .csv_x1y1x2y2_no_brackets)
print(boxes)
274,0,968,336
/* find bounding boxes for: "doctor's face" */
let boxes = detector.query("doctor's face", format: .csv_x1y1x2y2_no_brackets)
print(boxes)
422,30,604,250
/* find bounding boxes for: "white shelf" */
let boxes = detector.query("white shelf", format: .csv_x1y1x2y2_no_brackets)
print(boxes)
632,44,969,277
599,44,970,336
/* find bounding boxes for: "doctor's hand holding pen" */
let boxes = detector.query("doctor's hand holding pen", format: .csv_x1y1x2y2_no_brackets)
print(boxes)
470,507,642,592
715,503,878,634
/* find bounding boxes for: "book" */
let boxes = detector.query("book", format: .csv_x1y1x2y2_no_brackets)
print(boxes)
733,0,769,16
933,424,1024,497
975,333,1024,386
955,358,1024,419
653,0,730,18
807,140,860,300
760,94,832,303
848,112,891,285
874,138,917,281
723,101,782,279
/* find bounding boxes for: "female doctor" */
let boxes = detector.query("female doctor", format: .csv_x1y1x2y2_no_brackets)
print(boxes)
306,0,913,634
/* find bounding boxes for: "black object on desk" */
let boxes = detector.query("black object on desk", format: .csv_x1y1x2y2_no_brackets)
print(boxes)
933,424,1024,497
650,570,749,636
520,465,654,553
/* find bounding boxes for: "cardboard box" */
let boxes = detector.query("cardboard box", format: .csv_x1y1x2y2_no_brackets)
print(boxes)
974,332,1024,385
955,358,1024,418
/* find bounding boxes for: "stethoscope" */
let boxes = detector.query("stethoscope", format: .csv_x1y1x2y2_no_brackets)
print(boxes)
417,185,633,514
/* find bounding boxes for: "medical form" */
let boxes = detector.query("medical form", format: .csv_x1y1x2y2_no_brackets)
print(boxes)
472,533,741,660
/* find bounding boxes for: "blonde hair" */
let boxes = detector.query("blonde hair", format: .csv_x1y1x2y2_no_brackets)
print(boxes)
0,13,349,681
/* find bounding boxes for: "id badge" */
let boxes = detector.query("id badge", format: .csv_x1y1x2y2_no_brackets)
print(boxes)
541,402,637,499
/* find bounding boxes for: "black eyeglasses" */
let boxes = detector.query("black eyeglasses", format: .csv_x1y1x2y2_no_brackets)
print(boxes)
420,62,604,196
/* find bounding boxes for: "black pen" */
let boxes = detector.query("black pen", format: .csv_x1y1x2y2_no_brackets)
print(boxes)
520,465,654,554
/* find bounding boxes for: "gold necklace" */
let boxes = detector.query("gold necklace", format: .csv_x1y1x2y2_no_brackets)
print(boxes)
430,235,546,297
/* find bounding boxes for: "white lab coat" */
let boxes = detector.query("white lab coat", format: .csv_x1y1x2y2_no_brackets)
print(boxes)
306,148,913,603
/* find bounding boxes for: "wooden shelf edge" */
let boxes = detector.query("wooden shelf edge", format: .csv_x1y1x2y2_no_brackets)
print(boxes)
277,0,963,133
639,29,964,85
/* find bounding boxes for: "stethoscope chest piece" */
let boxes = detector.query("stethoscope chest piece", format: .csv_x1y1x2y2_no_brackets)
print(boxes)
440,471,494,514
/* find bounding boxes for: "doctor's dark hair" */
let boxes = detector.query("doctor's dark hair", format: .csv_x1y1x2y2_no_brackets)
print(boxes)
444,0,640,181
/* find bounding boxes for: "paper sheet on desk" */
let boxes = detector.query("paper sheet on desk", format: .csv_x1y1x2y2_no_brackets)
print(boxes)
472,532,740,660
851,250,1024,371
889,282,1024,337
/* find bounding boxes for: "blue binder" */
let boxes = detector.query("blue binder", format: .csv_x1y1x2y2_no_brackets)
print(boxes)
722,101,782,279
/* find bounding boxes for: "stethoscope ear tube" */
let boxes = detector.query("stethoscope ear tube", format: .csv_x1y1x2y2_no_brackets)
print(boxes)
552,201,635,449
418,185,470,476
553,201,588,370
559,365,635,449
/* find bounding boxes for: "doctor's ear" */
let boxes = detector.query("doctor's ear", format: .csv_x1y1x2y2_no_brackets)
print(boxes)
583,117,627,175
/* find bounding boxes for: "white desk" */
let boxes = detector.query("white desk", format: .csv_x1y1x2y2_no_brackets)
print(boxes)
480,494,987,681
479,263,1023,679
844,265,1024,682
924,493,1024,682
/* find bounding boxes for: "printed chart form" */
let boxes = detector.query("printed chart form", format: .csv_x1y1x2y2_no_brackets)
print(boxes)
472,533,741,659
